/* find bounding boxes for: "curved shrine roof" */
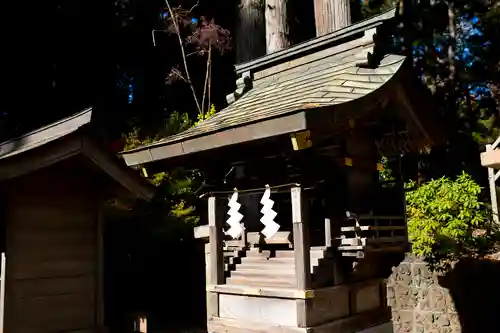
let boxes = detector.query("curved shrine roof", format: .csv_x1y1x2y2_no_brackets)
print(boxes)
120,9,411,167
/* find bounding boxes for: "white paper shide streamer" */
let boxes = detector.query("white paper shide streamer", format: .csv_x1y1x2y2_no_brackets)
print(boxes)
225,191,245,239
260,186,280,239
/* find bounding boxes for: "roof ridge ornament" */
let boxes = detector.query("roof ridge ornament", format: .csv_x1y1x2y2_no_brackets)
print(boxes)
226,71,253,105
357,27,390,69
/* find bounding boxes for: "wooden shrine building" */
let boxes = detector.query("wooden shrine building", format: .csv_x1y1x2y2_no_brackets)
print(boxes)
0,108,154,333
120,9,443,333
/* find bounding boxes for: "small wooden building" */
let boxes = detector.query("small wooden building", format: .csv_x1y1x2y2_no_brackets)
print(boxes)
0,108,154,333
120,10,443,333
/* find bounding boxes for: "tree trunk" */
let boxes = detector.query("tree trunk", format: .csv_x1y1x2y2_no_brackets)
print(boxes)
447,3,456,84
313,0,351,36
235,0,266,63
265,0,290,53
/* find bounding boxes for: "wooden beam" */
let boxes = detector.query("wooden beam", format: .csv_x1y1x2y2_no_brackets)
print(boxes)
340,226,406,232
313,0,351,36
194,225,209,239
235,9,397,74
121,112,307,167
207,284,314,299
225,231,292,247
481,148,500,169
291,186,312,290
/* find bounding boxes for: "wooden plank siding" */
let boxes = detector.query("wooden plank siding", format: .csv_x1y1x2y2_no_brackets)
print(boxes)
4,176,98,333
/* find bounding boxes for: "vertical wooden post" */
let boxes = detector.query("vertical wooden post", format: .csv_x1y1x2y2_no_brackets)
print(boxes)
134,316,147,333
96,210,105,332
291,186,311,290
207,196,224,318
345,129,377,214
487,144,499,224
265,0,290,53
241,226,248,248
324,218,332,247
0,253,6,333
209,196,224,285
313,0,351,36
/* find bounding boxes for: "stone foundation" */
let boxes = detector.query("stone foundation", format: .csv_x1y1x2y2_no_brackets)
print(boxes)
387,256,460,333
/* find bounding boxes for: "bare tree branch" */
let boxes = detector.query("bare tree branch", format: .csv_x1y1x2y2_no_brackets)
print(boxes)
201,44,210,118
164,0,202,114
189,0,200,13
208,43,212,115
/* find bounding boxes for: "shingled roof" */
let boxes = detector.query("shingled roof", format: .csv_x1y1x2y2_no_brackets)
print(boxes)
121,9,414,167
0,108,155,200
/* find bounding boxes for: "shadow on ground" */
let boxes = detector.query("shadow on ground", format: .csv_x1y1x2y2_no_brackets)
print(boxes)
439,258,500,333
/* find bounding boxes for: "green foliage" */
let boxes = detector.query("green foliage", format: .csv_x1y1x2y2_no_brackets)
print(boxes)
150,169,200,226
164,111,194,137
122,105,216,151
194,104,216,127
406,172,497,271
122,127,157,152
117,105,218,230
378,156,395,182
122,111,195,151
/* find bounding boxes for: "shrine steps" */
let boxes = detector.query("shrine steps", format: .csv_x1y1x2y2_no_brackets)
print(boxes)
227,275,296,288
226,248,335,289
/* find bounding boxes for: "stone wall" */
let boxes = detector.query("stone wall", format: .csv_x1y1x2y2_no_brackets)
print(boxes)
387,256,460,333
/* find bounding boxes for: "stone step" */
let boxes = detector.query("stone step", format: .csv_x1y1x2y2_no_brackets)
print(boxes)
240,256,292,263
274,249,326,258
240,256,321,267
235,262,296,271
244,250,271,258
231,269,296,279
244,248,326,258
226,276,296,289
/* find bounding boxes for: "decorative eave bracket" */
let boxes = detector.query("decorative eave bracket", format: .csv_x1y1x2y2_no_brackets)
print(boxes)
226,71,253,105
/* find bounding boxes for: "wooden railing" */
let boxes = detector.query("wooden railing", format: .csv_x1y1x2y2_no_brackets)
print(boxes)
337,214,407,258
194,184,408,293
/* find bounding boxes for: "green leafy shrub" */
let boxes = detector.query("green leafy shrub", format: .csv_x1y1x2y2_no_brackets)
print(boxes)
117,106,219,227
406,172,497,271
194,104,216,127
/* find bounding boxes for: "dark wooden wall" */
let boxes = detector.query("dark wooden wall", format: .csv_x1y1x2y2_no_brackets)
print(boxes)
3,168,99,333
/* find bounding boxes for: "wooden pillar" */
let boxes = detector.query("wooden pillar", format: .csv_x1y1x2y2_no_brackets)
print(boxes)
235,0,266,63
291,186,311,290
313,0,351,36
265,0,290,53
208,196,224,285
134,316,147,333
0,252,5,333
324,218,332,247
96,209,105,332
487,144,500,224
207,196,224,318
345,129,377,214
